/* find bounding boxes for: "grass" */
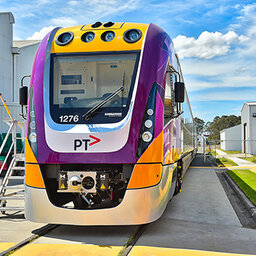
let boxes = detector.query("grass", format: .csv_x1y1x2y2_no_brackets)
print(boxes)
240,156,256,164
218,149,242,154
227,169,256,206
216,157,238,167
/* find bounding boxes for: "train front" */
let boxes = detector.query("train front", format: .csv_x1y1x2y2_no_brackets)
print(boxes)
25,22,176,225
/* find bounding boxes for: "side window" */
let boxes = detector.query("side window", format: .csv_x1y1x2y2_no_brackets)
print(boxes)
164,72,176,125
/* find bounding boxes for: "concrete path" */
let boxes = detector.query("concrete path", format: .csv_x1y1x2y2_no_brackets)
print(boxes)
226,156,256,166
216,149,227,156
216,149,256,166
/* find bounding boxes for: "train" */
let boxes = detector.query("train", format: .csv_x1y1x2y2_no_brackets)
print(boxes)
22,22,197,225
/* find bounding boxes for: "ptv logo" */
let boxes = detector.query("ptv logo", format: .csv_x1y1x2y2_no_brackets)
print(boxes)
74,135,101,151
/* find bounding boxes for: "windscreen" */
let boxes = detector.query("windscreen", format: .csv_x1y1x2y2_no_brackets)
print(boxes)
50,52,139,124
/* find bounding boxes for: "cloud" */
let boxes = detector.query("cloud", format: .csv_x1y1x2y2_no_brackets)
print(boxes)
27,26,55,40
51,17,77,27
68,0,79,6
190,89,256,102
173,31,248,59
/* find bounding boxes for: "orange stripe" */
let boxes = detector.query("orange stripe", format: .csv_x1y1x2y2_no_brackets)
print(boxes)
128,164,162,189
25,163,45,188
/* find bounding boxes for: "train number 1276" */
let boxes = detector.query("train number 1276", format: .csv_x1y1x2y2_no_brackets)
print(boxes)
59,115,79,123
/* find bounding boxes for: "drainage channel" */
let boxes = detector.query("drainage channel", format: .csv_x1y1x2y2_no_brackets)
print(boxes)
0,224,146,256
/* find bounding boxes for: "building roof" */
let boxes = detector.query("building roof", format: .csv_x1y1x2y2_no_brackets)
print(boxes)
13,40,41,48
220,124,241,133
0,12,15,24
241,102,256,112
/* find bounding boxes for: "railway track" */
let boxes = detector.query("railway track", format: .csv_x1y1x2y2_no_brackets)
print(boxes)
0,223,147,256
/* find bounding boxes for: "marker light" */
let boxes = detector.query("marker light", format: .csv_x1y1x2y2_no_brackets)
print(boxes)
81,32,95,43
30,110,35,118
55,32,74,46
142,131,153,143
147,109,154,116
29,121,36,129
29,132,37,143
144,119,153,129
123,29,142,43
101,31,115,42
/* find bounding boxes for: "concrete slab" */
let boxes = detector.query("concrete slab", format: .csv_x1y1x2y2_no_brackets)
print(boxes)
164,167,240,226
0,213,44,243
135,218,256,254
32,224,138,246
135,158,256,255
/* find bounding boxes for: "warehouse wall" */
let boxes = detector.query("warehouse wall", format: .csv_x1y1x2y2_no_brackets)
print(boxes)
0,12,15,102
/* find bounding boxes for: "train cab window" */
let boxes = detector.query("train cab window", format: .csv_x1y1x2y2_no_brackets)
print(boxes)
50,52,140,124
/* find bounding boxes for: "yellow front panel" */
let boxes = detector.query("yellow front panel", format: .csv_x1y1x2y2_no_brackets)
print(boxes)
25,164,45,188
51,23,149,53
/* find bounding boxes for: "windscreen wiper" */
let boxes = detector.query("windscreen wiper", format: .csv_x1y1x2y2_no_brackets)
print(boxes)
83,86,124,121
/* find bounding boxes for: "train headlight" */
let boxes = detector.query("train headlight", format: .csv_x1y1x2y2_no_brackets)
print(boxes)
144,119,153,128
55,32,74,46
30,110,35,118
147,109,154,116
142,131,153,143
81,32,95,43
101,31,115,42
123,29,142,43
29,132,37,143
29,121,36,129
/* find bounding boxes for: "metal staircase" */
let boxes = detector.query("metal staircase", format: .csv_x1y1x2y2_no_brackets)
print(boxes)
0,154,25,214
0,93,26,214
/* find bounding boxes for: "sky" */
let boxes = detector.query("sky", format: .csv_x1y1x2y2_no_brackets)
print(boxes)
1,0,256,122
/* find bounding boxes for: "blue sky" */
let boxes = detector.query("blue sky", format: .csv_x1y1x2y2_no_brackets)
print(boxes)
1,0,256,122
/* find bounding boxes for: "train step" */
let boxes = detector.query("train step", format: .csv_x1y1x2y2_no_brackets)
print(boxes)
11,166,25,171
15,154,25,161
4,185,24,189
7,176,25,180
0,206,24,211
0,195,24,200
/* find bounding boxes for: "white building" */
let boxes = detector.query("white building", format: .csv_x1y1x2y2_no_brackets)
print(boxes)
220,124,241,151
241,102,256,155
0,12,40,133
